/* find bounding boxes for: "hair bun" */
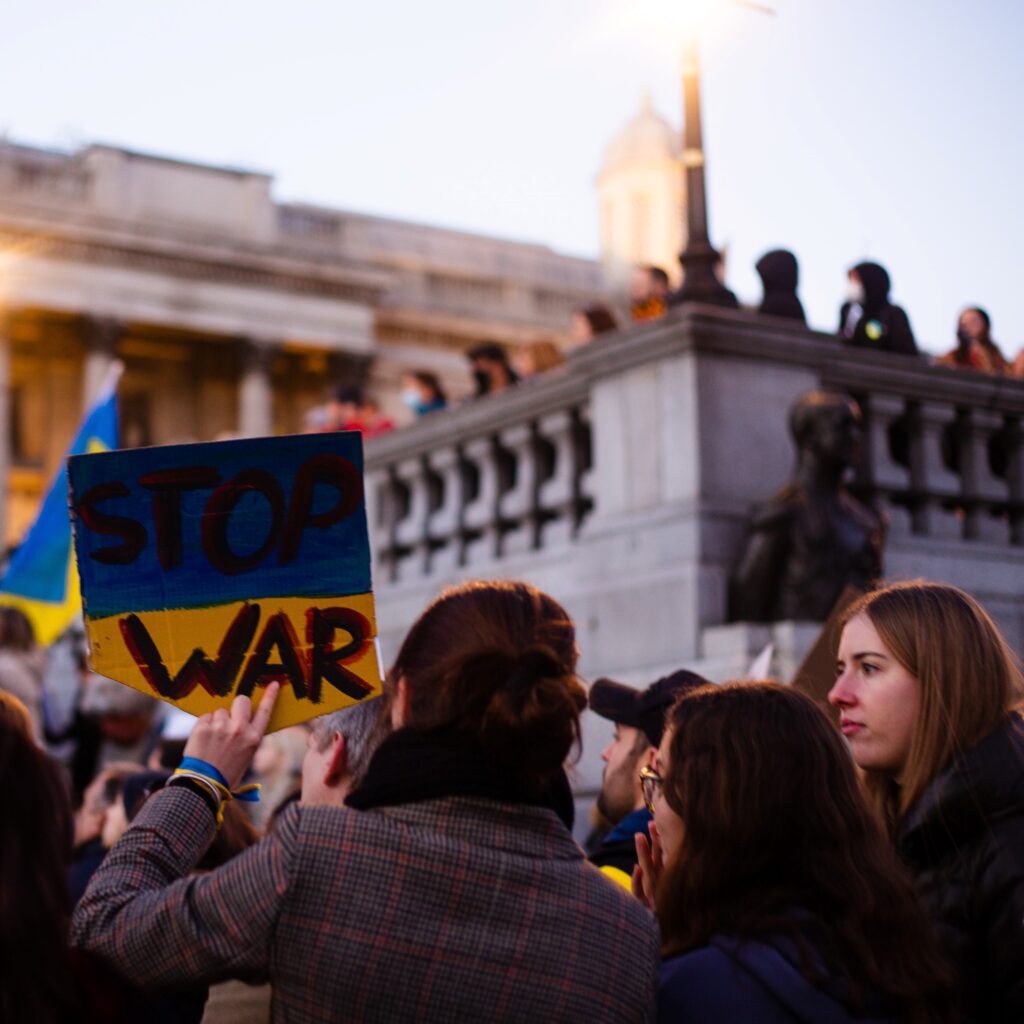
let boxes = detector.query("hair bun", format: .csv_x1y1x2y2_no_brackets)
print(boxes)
504,648,565,694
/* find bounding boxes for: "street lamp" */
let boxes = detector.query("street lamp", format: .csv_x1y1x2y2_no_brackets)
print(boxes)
671,0,775,307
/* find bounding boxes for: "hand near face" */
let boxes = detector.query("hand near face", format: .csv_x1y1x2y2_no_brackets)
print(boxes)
632,820,663,912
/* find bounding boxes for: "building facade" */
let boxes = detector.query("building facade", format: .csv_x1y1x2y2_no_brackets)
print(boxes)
0,140,606,544
596,95,685,288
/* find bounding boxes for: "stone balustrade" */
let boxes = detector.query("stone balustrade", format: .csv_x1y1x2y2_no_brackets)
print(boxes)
366,307,1024,664
365,307,1024,820
822,355,1024,546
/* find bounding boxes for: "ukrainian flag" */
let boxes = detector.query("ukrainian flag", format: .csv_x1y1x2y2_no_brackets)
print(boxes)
0,368,120,644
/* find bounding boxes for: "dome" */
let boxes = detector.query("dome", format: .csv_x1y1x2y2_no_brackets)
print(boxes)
599,94,680,176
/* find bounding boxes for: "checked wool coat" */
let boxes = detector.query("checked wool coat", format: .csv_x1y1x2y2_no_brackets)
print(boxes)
72,787,659,1022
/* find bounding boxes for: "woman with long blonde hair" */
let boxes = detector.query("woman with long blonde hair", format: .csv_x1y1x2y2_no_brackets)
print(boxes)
830,580,1024,1020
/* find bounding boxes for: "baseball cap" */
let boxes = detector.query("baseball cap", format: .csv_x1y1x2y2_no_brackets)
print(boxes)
589,669,711,748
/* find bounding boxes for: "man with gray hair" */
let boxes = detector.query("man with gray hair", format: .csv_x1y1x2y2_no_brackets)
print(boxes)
301,697,387,807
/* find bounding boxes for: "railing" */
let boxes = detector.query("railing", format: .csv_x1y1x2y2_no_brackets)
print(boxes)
367,368,594,583
366,308,1024,604
824,353,1024,546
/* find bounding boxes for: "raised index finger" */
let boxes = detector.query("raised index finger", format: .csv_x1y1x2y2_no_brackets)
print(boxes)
251,681,281,736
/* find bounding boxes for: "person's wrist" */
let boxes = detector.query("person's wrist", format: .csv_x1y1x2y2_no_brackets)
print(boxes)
167,775,222,820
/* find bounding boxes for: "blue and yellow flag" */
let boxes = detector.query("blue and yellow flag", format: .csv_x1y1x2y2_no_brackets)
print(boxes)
0,372,120,644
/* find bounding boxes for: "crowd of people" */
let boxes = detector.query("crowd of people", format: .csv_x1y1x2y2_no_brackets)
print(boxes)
1,576,1022,1022
302,252,1024,443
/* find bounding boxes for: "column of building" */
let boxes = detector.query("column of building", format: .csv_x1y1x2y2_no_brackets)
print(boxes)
81,316,122,409
238,339,275,438
0,313,11,545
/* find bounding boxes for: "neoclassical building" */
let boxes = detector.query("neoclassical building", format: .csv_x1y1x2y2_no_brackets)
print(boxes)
0,140,607,544
596,95,685,288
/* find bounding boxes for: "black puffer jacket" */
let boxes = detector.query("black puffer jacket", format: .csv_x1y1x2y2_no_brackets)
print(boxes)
897,715,1024,1022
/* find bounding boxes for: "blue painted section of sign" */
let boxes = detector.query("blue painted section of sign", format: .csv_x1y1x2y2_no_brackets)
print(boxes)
69,432,372,619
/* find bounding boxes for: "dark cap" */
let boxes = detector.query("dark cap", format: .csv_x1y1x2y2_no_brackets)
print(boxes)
589,669,711,747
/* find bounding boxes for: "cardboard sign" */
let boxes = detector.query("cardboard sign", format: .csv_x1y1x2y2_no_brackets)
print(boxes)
68,432,382,731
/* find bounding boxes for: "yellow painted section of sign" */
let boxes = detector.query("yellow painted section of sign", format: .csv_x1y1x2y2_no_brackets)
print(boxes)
86,592,382,732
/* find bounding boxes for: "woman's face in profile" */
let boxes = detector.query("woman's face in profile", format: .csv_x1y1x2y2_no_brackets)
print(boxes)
653,728,684,863
830,614,919,780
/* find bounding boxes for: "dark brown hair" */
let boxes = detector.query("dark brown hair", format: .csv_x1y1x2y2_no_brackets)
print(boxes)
0,717,78,1022
0,605,36,651
841,580,1022,827
390,580,584,791
580,304,619,336
657,682,951,1022
407,371,447,404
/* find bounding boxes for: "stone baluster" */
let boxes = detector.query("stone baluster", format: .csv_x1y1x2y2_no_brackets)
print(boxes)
1003,417,1024,546
497,422,540,556
573,407,595,532
907,400,963,538
860,393,912,536
364,466,386,571
462,436,502,565
958,408,1011,543
424,444,464,572
372,469,408,584
392,455,432,580
537,409,575,547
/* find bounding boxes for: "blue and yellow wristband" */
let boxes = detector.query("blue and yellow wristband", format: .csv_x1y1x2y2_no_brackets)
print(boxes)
171,756,261,824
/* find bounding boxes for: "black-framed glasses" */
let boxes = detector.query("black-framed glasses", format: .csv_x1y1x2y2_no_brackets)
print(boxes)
639,766,663,814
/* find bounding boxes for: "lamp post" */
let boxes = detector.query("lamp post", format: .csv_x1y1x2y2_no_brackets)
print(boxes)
671,0,774,307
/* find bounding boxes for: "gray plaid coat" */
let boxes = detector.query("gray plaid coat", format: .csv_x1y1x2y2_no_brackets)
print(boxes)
72,787,660,1022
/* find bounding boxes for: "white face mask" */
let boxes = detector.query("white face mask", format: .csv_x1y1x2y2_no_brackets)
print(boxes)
847,279,865,304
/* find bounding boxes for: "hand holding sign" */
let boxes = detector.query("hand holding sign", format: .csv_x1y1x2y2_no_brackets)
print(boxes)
69,433,382,731
184,681,281,790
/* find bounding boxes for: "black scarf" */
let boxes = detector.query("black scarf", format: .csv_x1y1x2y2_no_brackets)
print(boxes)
346,727,575,831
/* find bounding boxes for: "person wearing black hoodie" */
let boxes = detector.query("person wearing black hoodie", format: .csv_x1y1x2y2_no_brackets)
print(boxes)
838,261,917,355
755,249,806,323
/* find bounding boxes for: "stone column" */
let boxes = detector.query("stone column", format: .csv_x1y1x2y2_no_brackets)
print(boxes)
0,314,11,547
81,316,122,410
238,339,275,438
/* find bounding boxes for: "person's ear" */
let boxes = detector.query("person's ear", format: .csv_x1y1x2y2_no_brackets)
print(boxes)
640,745,658,770
391,675,410,729
323,731,349,787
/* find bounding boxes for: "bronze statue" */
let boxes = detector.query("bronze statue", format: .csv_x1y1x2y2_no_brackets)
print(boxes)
730,390,884,622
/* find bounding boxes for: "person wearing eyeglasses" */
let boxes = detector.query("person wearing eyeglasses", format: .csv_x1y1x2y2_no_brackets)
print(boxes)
72,581,659,1023
587,671,708,890
633,682,953,1023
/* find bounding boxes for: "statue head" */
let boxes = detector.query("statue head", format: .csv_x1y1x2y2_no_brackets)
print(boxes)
788,390,862,472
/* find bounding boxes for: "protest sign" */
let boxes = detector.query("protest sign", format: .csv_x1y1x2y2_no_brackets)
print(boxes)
68,432,382,731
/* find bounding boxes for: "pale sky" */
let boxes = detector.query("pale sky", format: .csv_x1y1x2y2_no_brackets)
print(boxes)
1,0,1021,355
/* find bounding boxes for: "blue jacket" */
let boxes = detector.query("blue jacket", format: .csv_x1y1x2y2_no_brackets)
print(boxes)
658,935,897,1023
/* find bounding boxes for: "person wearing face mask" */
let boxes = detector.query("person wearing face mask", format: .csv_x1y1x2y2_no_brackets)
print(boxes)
829,581,1024,1022
936,307,1010,374
466,341,519,397
838,262,918,355
633,682,952,1023
400,371,448,418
